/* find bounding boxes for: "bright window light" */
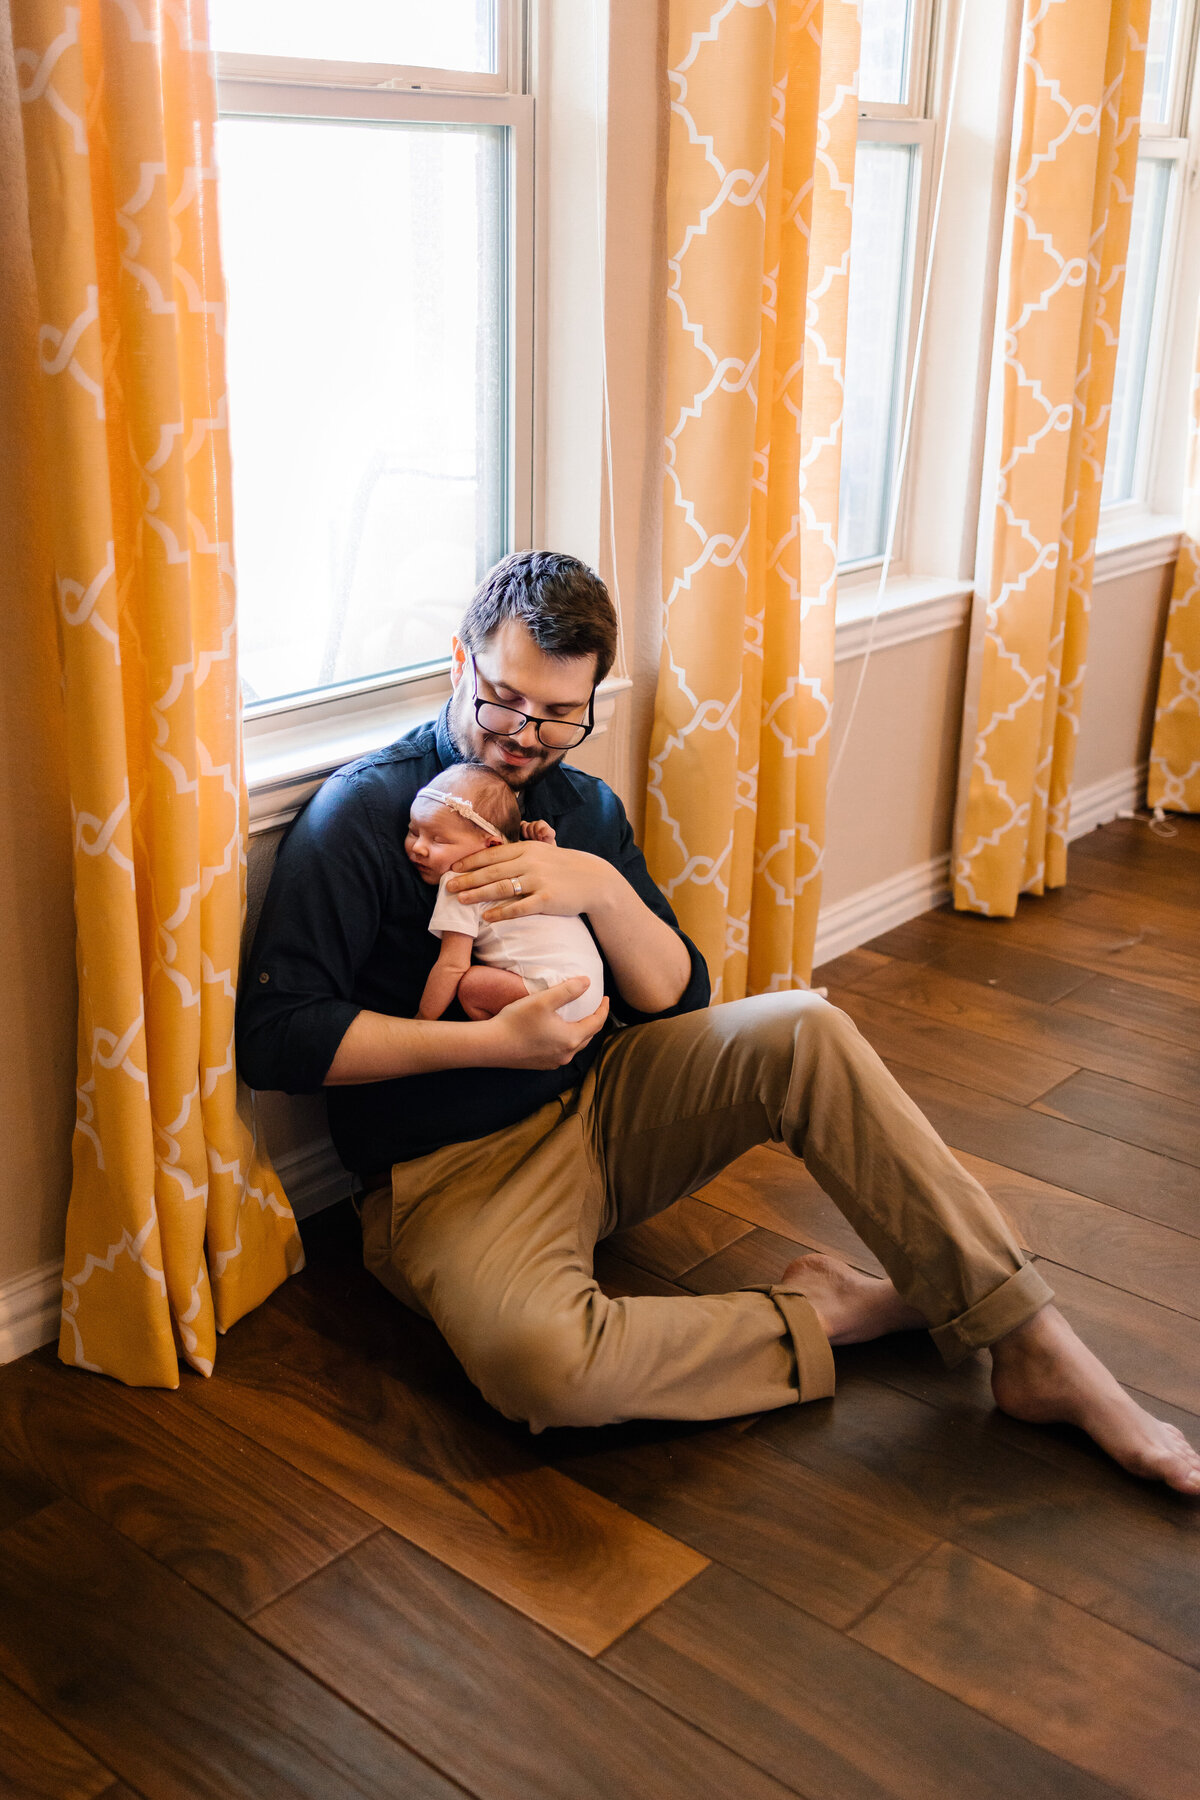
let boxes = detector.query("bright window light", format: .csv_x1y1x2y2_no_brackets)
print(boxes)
837,142,919,565
1142,0,1182,127
208,0,497,73
1101,155,1173,508
218,118,509,705
859,0,914,107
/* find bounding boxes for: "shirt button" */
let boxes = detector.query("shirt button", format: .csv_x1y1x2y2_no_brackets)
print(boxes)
258,971,270,984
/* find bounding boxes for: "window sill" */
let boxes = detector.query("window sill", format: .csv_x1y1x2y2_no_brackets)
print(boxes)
245,672,634,835
834,574,974,663
1093,511,1182,583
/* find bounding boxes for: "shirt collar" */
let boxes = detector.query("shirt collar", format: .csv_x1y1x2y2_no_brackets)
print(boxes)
434,700,588,821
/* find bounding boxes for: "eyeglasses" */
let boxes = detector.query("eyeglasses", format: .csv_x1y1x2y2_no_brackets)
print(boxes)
469,654,595,750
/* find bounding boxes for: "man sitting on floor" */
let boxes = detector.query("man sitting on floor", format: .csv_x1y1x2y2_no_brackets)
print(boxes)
237,550,1200,1494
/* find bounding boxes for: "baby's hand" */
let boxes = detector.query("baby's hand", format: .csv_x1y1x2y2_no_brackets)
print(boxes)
520,819,557,844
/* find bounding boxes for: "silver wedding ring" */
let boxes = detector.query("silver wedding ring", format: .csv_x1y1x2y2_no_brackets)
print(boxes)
511,877,523,897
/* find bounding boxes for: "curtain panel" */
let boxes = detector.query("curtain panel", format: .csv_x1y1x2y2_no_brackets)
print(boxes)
1147,306,1200,812
644,0,859,1001
954,0,1150,917
13,0,301,1386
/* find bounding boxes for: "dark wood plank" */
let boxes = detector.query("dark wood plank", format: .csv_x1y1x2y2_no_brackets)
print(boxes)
751,1367,1200,1668
827,984,1077,1102
691,1145,888,1277
1034,880,1200,962
865,917,1095,1002
850,956,1200,1104
811,946,894,987
0,1670,119,1800
593,1247,689,1297
0,1499,459,1799
0,1430,58,1535
1098,813,1200,856
952,1150,1200,1319
1067,828,1200,909
851,1542,1200,1800
1033,1067,1200,1167
604,1194,752,1281
1057,970,1200,1048
0,1354,376,1618
547,1419,935,1629
928,900,1200,1003
680,1226,839,1295
179,1288,707,1655
252,1528,791,1800
881,1060,1200,1238
602,1562,1124,1800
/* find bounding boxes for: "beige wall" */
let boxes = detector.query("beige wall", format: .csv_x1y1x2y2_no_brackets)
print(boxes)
0,0,1184,1289
0,3,78,1288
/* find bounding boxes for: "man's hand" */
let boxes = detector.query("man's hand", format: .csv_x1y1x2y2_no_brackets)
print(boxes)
477,979,609,1069
446,841,613,922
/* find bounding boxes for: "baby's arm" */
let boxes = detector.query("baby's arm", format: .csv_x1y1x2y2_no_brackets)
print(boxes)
417,931,475,1021
520,819,556,844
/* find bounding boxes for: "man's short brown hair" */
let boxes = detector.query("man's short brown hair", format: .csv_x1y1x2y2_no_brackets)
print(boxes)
460,551,618,683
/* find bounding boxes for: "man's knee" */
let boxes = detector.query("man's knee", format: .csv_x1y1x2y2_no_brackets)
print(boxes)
472,1307,618,1433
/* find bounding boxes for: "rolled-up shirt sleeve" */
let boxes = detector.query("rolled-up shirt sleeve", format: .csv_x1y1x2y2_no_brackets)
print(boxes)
236,775,390,1093
598,796,711,1025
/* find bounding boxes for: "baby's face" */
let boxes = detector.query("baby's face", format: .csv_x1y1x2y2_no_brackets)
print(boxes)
404,794,487,883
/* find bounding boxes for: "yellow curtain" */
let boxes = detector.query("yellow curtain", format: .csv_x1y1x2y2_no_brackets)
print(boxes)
1147,307,1200,812
954,0,1150,916
14,0,302,1386
644,0,859,1001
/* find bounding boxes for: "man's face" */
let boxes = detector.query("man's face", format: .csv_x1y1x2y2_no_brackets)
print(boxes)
447,619,597,791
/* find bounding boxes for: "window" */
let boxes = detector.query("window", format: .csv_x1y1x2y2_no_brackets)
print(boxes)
838,0,935,569
211,2,531,710
1101,0,1195,512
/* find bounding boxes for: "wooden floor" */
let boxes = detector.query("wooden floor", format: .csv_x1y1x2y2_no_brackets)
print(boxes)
2,816,1199,1800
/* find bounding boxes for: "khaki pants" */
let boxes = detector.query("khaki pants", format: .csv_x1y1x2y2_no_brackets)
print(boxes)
360,992,1053,1433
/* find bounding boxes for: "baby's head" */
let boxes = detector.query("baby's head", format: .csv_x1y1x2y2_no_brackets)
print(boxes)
405,763,521,883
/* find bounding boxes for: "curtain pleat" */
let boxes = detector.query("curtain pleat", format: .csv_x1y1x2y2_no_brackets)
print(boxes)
14,0,302,1386
645,0,859,1001
1147,306,1200,812
954,0,1150,916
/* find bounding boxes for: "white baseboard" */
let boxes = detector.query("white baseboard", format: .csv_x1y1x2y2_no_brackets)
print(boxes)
0,1259,61,1364
272,1136,354,1220
0,1145,351,1369
812,761,1147,970
813,850,952,968
1065,762,1147,840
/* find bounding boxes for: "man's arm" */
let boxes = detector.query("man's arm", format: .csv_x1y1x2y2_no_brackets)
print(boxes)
326,981,606,1083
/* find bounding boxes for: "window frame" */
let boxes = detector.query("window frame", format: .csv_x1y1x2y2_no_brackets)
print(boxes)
216,11,534,729
836,0,938,583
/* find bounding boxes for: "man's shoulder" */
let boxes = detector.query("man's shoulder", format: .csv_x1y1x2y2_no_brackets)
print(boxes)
293,720,441,846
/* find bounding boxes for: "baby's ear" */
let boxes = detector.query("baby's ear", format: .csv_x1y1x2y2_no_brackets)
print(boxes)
484,834,504,848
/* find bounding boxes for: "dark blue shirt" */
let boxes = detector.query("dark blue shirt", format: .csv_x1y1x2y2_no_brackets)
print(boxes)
236,705,710,1173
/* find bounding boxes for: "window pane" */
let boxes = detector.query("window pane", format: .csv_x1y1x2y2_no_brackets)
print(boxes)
209,0,496,74
219,118,508,705
838,143,918,565
859,0,914,107
1101,156,1172,508
1141,0,1182,128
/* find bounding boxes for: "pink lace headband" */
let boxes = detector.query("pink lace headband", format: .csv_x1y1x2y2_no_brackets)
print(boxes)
429,791,501,838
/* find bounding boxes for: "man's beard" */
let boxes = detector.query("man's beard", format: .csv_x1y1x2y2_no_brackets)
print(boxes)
446,692,561,793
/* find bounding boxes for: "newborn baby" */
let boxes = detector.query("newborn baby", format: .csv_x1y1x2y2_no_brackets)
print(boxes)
405,763,605,1025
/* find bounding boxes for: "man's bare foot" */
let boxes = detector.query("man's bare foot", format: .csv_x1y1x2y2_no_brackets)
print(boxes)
781,1252,926,1345
991,1304,1200,1496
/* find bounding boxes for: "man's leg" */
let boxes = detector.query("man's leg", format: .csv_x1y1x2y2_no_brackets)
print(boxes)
589,991,1200,1492
359,1089,836,1433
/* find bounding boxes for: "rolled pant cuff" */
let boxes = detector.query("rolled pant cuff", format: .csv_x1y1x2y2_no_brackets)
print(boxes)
769,1287,837,1401
929,1262,1055,1367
